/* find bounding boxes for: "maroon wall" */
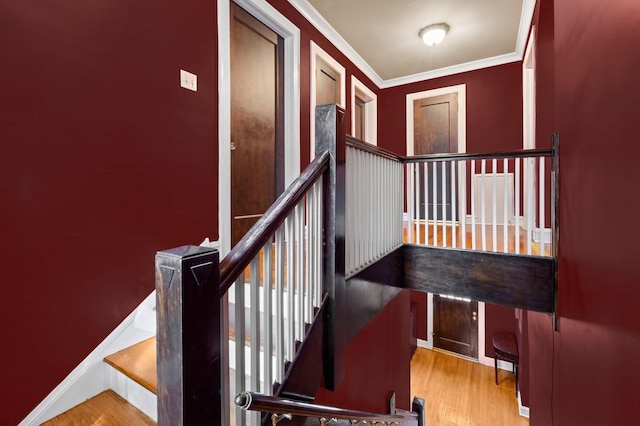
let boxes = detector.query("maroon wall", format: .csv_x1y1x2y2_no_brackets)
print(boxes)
410,290,428,340
528,0,640,424
378,62,524,155
314,290,412,412
484,304,518,358
0,1,218,423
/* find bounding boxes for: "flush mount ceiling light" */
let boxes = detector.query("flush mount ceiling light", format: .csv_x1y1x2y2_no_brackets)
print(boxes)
419,23,450,46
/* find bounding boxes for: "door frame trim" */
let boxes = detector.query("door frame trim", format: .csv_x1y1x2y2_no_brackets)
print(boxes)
218,0,301,257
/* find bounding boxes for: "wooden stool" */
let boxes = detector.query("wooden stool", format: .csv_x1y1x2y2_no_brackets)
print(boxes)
492,332,519,397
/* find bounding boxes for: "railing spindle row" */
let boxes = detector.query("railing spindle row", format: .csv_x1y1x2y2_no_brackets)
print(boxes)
404,151,554,256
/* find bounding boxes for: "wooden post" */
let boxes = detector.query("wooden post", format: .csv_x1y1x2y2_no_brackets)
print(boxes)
412,397,426,426
155,246,221,425
315,104,346,390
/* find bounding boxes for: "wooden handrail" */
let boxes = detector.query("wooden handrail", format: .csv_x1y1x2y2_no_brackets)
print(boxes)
346,136,403,162
403,147,554,163
219,150,330,295
346,135,553,164
234,391,415,423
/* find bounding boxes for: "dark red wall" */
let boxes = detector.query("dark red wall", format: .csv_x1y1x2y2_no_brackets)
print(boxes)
378,62,524,155
484,304,518,358
410,290,428,340
314,290,412,412
0,1,218,423
529,0,640,424
0,1,388,423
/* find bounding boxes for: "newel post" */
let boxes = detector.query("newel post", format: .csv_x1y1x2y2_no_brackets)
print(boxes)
315,104,346,390
155,246,221,425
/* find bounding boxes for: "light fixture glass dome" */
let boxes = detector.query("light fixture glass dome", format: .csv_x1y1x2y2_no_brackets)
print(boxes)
419,23,450,46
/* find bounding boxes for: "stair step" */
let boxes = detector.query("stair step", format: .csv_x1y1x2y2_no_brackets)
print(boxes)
41,389,155,425
104,337,157,394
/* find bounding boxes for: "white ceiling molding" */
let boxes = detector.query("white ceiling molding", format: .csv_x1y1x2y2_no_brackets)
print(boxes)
288,0,537,89
287,0,385,87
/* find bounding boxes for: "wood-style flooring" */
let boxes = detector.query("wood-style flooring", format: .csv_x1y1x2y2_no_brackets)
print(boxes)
411,347,528,426
404,222,550,256
40,390,155,425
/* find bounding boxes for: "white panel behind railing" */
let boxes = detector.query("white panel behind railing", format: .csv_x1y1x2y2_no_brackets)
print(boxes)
405,154,553,257
346,145,404,277
228,179,324,426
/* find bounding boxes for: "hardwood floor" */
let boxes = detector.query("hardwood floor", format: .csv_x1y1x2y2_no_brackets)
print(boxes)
41,390,155,425
411,347,528,426
404,222,550,256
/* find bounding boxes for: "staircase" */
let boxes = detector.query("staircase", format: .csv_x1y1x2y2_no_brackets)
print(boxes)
31,104,556,424
42,338,157,424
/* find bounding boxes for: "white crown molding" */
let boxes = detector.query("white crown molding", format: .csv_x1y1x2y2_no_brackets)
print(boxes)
287,0,385,88
288,0,536,89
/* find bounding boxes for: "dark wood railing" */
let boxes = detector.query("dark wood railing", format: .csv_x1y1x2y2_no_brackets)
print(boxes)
153,104,556,424
155,104,347,425
235,391,424,425
219,149,330,294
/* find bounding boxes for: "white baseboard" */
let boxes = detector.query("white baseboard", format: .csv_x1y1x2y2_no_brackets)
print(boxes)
20,291,156,425
518,391,530,418
417,338,431,349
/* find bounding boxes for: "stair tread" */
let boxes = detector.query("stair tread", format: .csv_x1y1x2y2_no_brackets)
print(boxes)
41,389,155,425
104,337,157,394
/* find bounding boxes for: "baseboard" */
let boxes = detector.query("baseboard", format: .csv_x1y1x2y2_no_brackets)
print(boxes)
518,391,530,418
20,291,156,425
417,338,431,349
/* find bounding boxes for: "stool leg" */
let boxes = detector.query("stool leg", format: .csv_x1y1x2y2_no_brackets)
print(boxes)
515,363,518,397
494,356,498,385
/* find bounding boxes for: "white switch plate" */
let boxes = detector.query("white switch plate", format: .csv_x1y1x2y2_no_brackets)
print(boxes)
180,69,197,91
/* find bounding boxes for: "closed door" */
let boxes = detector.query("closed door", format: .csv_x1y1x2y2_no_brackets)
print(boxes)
230,2,284,246
413,93,458,221
433,295,478,358
315,56,341,106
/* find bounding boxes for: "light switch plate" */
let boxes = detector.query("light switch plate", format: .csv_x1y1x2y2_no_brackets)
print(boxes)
180,69,197,91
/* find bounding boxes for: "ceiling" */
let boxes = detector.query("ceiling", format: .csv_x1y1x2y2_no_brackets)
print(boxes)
288,0,536,88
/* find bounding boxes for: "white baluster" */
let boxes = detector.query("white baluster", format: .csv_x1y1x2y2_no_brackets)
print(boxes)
503,158,509,253
460,160,467,249
274,227,285,382
432,162,438,246
262,242,273,394
234,277,246,426
481,159,487,251
515,157,521,254
249,257,260,398
471,160,476,250
296,202,304,341
452,160,457,248
492,158,497,252
526,157,533,255
442,160,447,247
539,156,546,253
286,215,295,361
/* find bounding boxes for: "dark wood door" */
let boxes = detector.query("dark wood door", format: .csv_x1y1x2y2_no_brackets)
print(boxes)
230,3,284,246
413,93,458,221
433,295,478,358
316,56,340,106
